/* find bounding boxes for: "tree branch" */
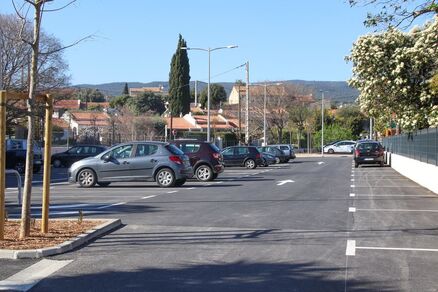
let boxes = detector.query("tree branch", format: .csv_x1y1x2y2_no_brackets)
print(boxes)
42,0,77,12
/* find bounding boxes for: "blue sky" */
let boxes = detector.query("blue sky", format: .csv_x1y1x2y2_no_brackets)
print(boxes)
1,0,375,85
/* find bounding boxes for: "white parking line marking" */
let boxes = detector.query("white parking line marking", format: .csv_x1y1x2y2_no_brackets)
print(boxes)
349,193,355,197
0,259,73,292
354,186,423,188
350,179,355,182
187,187,196,190
276,180,294,186
346,240,356,256
349,207,356,212
167,191,178,194
318,162,325,165
356,246,438,253
355,194,436,197
350,185,355,188
97,202,127,210
142,195,156,199
356,208,438,213
215,181,224,184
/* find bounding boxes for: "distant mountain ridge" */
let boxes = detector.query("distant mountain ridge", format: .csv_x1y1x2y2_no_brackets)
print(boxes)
74,80,359,104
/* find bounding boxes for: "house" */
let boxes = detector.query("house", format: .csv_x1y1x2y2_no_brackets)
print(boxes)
53,99,109,118
165,112,241,134
129,86,166,97
61,111,110,140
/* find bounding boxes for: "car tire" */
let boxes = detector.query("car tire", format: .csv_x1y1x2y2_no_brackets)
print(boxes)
195,165,213,182
156,168,176,188
78,168,97,188
380,161,384,167
53,159,62,168
245,159,257,169
275,157,281,164
212,173,218,180
14,161,25,174
97,182,111,187
175,179,186,187
328,149,334,154
355,162,359,168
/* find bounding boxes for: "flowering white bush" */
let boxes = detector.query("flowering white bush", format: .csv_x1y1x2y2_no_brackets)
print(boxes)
347,17,438,130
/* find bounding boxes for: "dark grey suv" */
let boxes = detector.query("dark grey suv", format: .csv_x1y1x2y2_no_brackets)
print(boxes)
68,142,193,188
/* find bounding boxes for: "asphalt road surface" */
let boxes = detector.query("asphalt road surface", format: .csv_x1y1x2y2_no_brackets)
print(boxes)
2,156,438,291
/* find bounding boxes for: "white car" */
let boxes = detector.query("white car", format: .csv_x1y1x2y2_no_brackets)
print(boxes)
323,140,356,154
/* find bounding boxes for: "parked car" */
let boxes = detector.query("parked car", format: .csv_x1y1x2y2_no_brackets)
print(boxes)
260,152,276,167
51,145,107,168
324,140,356,154
221,146,262,169
170,140,224,181
6,139,42,173
257,146,288,163
269,144,296,161
354,140,385,168
68,142,193,188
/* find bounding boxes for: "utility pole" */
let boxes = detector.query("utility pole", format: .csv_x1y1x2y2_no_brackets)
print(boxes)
245,61,250,145
263,83,267,146
369,117,373,140
238,84,241,145
321,91,325,157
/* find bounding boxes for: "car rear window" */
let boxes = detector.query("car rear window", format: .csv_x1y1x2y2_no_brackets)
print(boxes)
180,143,201,153
280,146,289,150
358,143,381,151
209,143,221,153
166,144,185,155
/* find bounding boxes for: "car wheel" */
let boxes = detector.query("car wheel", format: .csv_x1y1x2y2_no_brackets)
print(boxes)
78,169,97,188
328,149,334,154
175,179,186,187
53,159,62,168
212,173,218,180
275,157,281,164
156,168,176,188
355,162,359,168
14,161,25,174
245,159,256,169
97,182,111,187
196,165,213,182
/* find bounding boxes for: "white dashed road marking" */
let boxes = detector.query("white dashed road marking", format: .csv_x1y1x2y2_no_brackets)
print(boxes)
348,207,356,212
142,195,156,199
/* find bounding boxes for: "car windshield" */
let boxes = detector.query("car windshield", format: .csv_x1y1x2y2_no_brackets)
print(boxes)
166,144,185,155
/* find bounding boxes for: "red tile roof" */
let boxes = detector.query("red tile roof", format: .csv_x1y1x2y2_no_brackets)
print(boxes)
166,117,195,130
71,111,110,127
54,99,81,110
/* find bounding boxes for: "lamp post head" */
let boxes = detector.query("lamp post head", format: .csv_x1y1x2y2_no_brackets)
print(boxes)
227,45,238,49
180,47,188,50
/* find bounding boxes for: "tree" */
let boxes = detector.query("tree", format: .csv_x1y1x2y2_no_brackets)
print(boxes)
127,92,166,115
335,105,367,138
288,102,312,148
168,34,191,116
122,82,129,95
349,0,438,28
75,88,105,103
109,94,130,108
199,83,227,109
347,18,438,130
313,124,354,148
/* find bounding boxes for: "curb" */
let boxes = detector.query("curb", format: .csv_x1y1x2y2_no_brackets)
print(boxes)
0,218,122,259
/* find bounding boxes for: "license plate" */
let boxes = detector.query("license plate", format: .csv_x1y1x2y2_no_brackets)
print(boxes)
364,158,374,161
34,160,42,164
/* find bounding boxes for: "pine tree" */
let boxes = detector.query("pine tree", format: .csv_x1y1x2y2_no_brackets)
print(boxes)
168,34,191,116
122,83,129,95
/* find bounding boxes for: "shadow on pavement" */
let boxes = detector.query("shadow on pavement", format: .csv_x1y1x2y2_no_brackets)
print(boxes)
33,260,393,292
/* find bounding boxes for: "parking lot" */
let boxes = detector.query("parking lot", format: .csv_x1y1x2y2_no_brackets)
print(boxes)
2,156,438,291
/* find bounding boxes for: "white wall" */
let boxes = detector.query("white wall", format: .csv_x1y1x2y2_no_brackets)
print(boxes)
389,153,438,194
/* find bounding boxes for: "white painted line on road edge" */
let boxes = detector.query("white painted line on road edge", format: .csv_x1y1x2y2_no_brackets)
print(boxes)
349,193,355,197
97,202,127,210
167,191,178,194
215,181,224,184
346,240,356,256
187,187,196,190
356,246,438,253
349,207,356,213
356,194,436,197
276,180,295,186
356,208,438,213
0,259,72,292
142,195,156,199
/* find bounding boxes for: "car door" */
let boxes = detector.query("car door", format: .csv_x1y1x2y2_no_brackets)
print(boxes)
97,144,134,181
129,143,159,179
221,147,235,166
236,147,249,165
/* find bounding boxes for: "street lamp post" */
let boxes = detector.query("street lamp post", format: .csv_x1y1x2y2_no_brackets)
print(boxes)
320,90,325,157
181,45,237,142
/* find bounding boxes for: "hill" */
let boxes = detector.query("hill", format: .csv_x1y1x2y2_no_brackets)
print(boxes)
74,80,358,104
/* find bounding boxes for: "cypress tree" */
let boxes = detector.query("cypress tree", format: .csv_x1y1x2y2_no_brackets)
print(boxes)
168,34,191,116
122,83,129,95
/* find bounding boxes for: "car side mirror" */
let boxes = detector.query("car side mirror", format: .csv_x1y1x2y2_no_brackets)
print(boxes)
102,154,111,162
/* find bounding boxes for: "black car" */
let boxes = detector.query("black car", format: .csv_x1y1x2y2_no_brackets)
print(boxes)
51,145,106,167
221,146,263,169
257,146,289,163
6,139,42,173
171,140,224,181
354,140,384,168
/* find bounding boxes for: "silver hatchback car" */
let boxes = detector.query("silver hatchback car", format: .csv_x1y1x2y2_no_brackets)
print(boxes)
68,141,193,188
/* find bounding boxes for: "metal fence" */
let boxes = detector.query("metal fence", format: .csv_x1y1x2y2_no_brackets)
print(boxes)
382,128,438,166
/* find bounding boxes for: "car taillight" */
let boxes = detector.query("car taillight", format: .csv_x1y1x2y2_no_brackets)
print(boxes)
169,155,183,165
256,153,261,159
355,149,360,157
212,152,220,159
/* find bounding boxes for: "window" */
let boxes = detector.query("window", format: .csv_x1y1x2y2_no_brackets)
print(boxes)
110,145,133,159
237,147,249,155
68,147,80,154
358,143,380,151
165,144,185,155
180,143,200,153
135,144,158,157
280,146,289,150
222,148,234,156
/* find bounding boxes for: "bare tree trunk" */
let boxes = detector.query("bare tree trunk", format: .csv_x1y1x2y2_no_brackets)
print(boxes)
277,127,283,144
20,0,42,239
